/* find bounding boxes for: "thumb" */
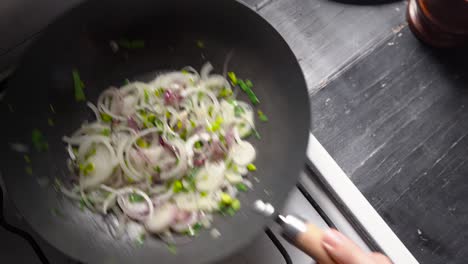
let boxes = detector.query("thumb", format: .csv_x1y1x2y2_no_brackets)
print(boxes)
321,229,374,264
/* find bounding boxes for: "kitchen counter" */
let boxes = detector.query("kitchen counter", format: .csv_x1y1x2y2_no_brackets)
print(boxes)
311,26,468,264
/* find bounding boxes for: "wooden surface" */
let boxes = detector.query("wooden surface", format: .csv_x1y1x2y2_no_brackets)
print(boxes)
311,27,468,264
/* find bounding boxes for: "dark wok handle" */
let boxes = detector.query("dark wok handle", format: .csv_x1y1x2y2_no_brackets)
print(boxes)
277,215,337,264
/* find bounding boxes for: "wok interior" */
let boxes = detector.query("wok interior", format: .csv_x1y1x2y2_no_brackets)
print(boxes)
0,0,310,263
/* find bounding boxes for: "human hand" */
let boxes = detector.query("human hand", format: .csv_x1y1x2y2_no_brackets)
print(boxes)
321,229,392,264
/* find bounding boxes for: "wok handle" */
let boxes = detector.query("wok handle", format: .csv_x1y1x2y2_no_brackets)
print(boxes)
277,215,337,264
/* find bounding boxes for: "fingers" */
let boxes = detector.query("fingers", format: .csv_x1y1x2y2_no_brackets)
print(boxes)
321,229,377,264
369,252,393,264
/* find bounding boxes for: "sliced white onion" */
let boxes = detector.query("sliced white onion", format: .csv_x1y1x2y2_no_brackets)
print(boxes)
144,203,177,233
196,162,226,192
171,211,198,232
230,141,256,166
200,62,213,80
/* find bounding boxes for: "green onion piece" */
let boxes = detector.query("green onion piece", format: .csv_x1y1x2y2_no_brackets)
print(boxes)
257,110,268,122
221,193,233,204
24,155,31,163
173,180,184,193
84,148,96,160
219,87,233,98
167,244,177,254
247,163,257,171
147,114,157,124
234,105,244,117
118,39,145,49
51,208,63,217
200,191,208,197
226,207,236,216
100,113,112,123
236,183,248,192
72,69,86,102
32,129,48,152
154,166,161,173
25,166,33,175
196,40,205,48
128,193,145,203
131,40,145,49
228,72,238,85
155,87,165,97
208,106,214,117
101,128,111,136
238,79,248,92
231,199,241,211
124,79,131,85
72,147,79,156
78,198,86,211
245,79,253,88
144,89,150,103
48,118,55,126
238,79,259,105
135,233,146,246
190,120,197,128
136,138,149,148
253,129,261,139
181,69,189,75
80,162,95,176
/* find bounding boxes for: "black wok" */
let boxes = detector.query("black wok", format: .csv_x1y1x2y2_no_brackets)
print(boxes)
0,0,310,263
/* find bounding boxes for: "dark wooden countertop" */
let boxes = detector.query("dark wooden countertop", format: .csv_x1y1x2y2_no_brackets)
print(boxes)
311,26,468,264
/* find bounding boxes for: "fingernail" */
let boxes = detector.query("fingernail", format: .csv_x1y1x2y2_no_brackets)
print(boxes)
322,229,343,250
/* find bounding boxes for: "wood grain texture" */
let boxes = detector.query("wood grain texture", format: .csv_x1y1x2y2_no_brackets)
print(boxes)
312,27,468,264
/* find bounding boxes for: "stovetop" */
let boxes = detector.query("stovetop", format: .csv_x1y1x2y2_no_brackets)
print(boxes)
0,0,419,263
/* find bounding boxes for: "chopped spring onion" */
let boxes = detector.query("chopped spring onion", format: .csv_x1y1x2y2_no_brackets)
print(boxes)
247,163,257,171
101,128,111,136
24,155,31,163
79,163,95,176
25,166,33,175
72,69,86,102
136,138,149,148
219,87,233,98
144,89,150,103
118,39,145,49
100,113,112,123
154,87,164,97
194,141,203,149
48,118,55,126
153,166,161,173
231,199,241,211
181,69,189,74
32,129,48,152
196,40,205,49
167,244,177,254
84,148,96,159
257,110,268,122
228,72,238,85
124,79,131,85
221,193,233,204
172,180,184,193
236,183,248,192
128,193,145,203
234,105,244,117
238,79,259,105
135,233,146,246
